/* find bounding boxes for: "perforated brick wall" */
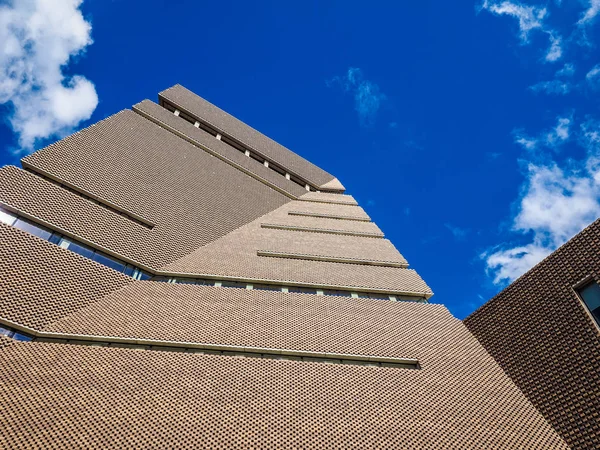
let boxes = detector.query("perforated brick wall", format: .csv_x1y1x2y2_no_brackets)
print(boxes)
18,110,289,269
160,84,336,188
0,336,13,349
162,201,430,295
133,100,308,198
0,338,568,448
465,218,600,450
0,223,132,329
48,282,437,358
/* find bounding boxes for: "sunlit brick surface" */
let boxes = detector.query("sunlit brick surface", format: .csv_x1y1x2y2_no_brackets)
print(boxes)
160,84,336,188
134,100,308,198
465,219,600,449
0,336,13,349
18,111,289,269
48,282,436,357
163,201,429,294
0,341,567,449
0,224,132,329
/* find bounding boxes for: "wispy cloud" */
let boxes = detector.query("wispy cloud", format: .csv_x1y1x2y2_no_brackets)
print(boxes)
529,80,572,95
578,0,600,25
327,67,386,126
0,0,98,153
556,63,575,77
585,64,600,89
445,224,470,240
514,116,571,151
485,120,600,284
480,1,562,62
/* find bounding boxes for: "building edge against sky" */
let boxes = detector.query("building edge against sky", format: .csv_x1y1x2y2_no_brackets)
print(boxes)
0,85,569,448
465,218,600,450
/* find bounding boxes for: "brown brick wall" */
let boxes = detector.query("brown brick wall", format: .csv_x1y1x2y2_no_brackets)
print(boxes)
18,110,290,269
0,333,567,448
159,84,336,188
465,219,600,450
0,223,132,330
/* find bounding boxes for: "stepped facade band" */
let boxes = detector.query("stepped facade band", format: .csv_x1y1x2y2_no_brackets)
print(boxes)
0,85,569,448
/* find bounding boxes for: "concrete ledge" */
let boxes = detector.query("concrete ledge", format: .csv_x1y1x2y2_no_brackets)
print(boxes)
261,223,384,238
257,250,409,268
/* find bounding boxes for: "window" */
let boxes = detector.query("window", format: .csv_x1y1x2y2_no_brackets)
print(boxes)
288,286,317,295
252,283,282,292
322,289,353,297
60,238,94,259
13,218,53,240
93,251,126,272
0,209,16,226
577,280,600,327
220,280,247,289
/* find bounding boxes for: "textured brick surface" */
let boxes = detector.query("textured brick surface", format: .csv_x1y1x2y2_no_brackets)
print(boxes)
162,201,430,295
0,336,13,349
0,338,567,448
465,219,600,450
159,84,336,188
49,282,436,357
19,111,289,269
299,191,358,205
133,100,308,198
0,223,132,329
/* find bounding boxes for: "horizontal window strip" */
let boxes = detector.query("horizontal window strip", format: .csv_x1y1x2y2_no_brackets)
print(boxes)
160,100,322,193
23,167,155,229
288,211,371,222
151,276,427,302
261,223,384,238
297,197,358,206
257,250,408,268
0,320,419,370
0,207,152,280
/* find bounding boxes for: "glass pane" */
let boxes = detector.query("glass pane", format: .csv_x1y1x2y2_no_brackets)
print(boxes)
578,281,600,325
221,280,247,289
48,233,62,245
174,278,196,284
67,241,95,259
369,293,391,300
288,286,317,294
93,252,125,272
252,284,282,292
12,332,32,342
13,218,52,240
0,209,17,226
323,289,353,297
139,272,152,281
195,279,214,286
123,265,135,276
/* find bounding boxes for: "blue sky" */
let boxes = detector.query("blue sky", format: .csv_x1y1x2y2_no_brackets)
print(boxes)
1,0,600,319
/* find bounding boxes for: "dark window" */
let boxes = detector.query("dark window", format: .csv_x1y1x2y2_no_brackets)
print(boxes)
93,252,126,272
252,284,282,292
369,293,391,300
323,289,353,297
13,218,52,240
123,265,135,276
195,279,214,286
249,152,265,164
269,164,286,176
162,102,176,113
151,276,170,283
577,281,600,326
220,135,246,152
288,286,317,295
174,278,197,284
66,241,95,259
221,280,247,289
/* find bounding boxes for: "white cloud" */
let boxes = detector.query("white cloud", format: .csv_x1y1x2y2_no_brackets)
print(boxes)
481,1,562,62
545,33,562,62
327,67,386,126
555,63,575,77
586,64,600,89
529,79,571,95
481,1,547,40
514,116,571,151
0,0,98,152
445,224,469,240
485,120,600,284
578,0,600,25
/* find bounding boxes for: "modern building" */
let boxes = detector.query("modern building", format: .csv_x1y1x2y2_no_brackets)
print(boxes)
0,85,568,448
465,220,600,450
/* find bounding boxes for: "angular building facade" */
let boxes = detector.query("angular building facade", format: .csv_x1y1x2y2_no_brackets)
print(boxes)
465,220,600,450
0,85,568,448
